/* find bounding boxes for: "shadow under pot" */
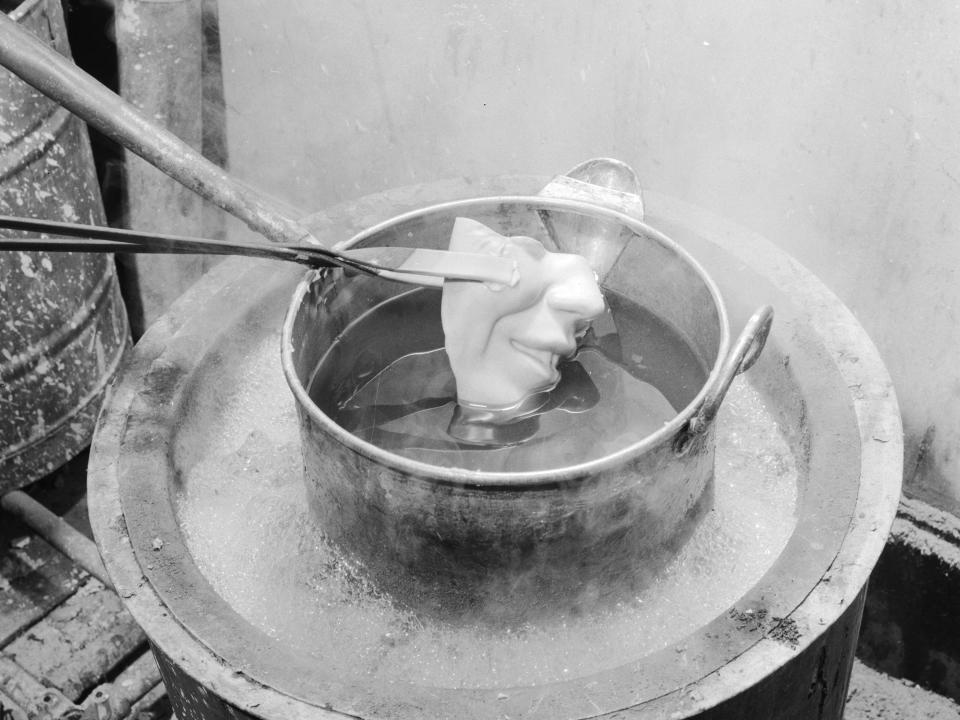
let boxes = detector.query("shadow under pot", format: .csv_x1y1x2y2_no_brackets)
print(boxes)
282,196,772,624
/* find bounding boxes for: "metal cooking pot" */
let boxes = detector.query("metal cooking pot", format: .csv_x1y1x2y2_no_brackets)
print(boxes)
282,193,772,623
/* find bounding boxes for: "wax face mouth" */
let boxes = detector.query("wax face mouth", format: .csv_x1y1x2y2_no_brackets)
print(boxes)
510,342,559,376
441,217,605,409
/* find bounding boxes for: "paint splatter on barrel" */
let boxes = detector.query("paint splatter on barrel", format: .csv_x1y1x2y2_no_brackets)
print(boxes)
0,0,129,490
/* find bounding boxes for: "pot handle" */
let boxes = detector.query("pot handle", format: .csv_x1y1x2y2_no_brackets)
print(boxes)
673,305,775,456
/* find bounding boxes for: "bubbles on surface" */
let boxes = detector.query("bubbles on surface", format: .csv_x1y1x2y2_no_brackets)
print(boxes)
175,335,798,690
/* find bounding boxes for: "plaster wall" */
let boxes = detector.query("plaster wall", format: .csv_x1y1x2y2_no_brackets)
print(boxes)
216,0,960,512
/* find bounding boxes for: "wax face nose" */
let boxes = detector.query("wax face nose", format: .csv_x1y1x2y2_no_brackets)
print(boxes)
545,282,606,318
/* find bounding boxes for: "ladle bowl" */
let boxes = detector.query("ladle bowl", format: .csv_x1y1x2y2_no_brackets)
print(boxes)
283,194,772,622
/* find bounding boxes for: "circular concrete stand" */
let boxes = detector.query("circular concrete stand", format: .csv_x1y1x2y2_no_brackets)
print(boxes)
88,176,902,720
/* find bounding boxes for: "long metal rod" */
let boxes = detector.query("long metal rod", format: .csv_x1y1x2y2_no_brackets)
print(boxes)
0,11,308,245
0,215,518,284
1,490,112,589
0,215,323,263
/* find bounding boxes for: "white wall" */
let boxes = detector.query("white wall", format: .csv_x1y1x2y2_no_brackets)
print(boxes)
217,0,960,512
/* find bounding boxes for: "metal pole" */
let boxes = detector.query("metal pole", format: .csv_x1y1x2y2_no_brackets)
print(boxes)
1,490,111,589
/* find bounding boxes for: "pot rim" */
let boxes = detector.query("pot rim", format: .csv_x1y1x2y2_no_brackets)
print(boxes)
281,195,731,486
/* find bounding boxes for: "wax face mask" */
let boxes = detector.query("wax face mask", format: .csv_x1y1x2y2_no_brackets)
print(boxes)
441,217,605,409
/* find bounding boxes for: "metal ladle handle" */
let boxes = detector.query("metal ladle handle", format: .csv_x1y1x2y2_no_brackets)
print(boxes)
0,12,310,246
537,158,645,282
674,305,775,455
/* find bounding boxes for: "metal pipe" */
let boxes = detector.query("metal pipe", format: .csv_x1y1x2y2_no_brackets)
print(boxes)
0,490,111,589
82,650,164,720
101,650,162,710
119,681,167,720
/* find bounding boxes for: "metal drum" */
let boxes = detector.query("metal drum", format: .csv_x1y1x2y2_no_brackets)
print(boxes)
0,0,129,490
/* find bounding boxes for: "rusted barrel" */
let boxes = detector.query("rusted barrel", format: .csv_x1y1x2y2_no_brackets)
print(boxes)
0,0,129,490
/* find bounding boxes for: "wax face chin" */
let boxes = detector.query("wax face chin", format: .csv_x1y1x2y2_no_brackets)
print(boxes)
441,217,605,409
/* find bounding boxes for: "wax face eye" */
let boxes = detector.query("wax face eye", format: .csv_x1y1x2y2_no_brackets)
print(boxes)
441,218,604,410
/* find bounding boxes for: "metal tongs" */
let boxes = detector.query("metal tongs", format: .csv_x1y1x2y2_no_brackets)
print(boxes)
0,15,516,288
0,215,517,287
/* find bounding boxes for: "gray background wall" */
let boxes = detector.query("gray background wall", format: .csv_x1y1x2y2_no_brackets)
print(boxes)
212,0,960,512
